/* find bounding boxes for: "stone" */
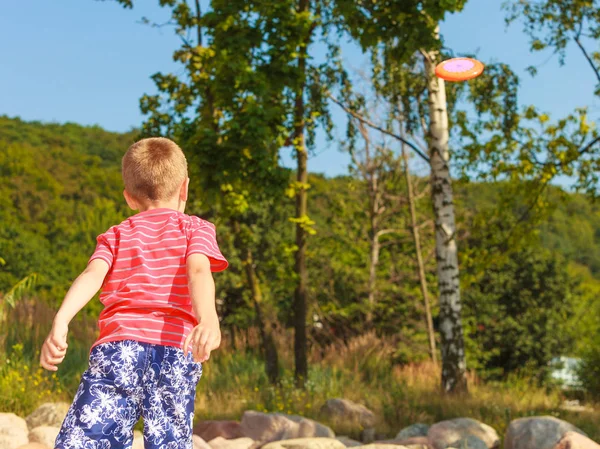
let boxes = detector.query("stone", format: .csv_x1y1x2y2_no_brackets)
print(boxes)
0,413,29,449
396,425,430,440
133,430,144,449
15,445,49,449
194,435,214,449
241,411,334,443
428,418,499,449
353,445,411,449
320,399,376,429
553,431,600,449
261,437,347,449
505,417,587,449
373,437,431,449
209,437,255,449
25,403,70,430
448,436,488,449
337,437,363,447
195,421,245,441
28,427,60,449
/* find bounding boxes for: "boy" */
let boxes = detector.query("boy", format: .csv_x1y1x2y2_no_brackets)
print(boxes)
40,137,228,449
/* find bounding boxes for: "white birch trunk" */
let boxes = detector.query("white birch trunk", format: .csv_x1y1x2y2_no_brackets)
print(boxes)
423,44,468,393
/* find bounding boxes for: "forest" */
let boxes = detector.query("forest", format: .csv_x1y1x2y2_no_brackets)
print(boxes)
2,0,600,444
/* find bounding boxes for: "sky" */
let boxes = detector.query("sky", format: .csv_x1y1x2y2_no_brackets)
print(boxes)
1,0,598,178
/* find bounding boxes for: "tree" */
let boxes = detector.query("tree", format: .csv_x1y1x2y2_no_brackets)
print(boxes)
504,0,600,95
104,0,294,383
334,0,469,392
463,245,576,380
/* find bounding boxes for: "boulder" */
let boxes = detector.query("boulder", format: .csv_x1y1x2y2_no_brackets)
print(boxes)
505,417,587,449
553,432,600,449
428,418,499,449
28,427,60,449
241,411,334,443
396,425,430,440
447,436,488,449
0,413,29,449
373,437,431,449
15,445,49,449
353,445,411,449
195,421,245,441
320,399,376,429
208,437,255,449
195,435,214,449
337,437,363,447
261,437,347,449
25,403,70,430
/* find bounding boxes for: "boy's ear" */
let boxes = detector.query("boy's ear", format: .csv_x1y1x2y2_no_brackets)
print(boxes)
123,190,138,211
180,177,189,202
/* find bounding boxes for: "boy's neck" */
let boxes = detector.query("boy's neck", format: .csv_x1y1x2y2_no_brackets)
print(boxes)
138,198,184,213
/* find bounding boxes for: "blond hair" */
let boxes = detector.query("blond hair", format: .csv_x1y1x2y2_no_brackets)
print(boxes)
122,137,188,202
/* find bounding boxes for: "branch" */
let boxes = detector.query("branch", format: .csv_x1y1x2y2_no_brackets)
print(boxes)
326,92,431,164
575,22,600,84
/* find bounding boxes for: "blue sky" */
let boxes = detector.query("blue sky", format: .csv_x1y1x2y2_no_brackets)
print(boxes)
1,0,598,177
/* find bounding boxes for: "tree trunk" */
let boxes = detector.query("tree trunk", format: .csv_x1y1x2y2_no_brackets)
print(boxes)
423,40,467,393
293,0,310,388
232,221,279,384
401,141,437,365
366,171,379,326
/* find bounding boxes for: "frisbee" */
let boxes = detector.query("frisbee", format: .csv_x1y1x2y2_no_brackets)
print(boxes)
435,57,484,82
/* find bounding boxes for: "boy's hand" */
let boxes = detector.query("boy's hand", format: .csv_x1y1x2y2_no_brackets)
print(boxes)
183,321,221,363
40,319,69,371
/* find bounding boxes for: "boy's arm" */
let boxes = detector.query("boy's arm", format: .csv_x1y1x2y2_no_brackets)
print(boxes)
186,253,218,325
184,253,220,359
54,259,110,326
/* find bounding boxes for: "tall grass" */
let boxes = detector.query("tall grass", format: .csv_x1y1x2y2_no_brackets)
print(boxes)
2,300,600,442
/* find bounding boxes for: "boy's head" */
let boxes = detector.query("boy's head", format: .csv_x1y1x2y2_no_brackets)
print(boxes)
122,137,189,211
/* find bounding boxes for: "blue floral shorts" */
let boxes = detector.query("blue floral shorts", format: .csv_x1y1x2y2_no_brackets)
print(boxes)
54,339,203,449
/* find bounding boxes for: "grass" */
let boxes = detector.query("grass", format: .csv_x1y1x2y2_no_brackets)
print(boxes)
1,301,600,442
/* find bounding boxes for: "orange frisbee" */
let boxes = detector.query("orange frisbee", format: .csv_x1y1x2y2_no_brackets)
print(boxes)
435,57,484,82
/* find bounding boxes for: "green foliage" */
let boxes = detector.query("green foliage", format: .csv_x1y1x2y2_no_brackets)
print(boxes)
463,246,576,381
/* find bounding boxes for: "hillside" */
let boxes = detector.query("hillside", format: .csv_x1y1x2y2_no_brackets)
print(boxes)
1,115,599,378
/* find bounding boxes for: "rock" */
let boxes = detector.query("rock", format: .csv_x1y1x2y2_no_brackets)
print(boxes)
195,435,214,449
362,429,376,444
0,413,29,449
209,437,255,449
373,437,431,449
28,427,60,449
428,418,499,449
15,445,49,449
353,445,411,449
241,411,334,444
133,430,144,449
448,436,488,449
261,437,347,449
337,437,363,447
320,399,376,429
195,421,245,441
553,431,600,449
25,403,70,430
396,425,430,440
505,417,587,449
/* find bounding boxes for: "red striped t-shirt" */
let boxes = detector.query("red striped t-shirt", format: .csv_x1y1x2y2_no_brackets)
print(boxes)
88,208,228,353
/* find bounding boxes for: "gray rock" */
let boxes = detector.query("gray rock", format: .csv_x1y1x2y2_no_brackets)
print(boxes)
261,438,347,449
448,436,488,449
241,411,334,444
320,399,376,429
428,418,499,449
28,426,60,449
396,425,430,440
25,403,70,430
505,417,587,449
0,413,29,449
